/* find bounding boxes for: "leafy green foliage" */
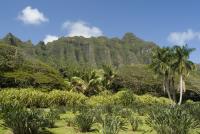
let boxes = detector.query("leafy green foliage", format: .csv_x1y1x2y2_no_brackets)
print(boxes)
44,108,60,128
150,45,196,104
0,44,66,89
99,114,127,134
129,115,142,131
146,106,200,134
116,90,136,107
0,103,48,134
0,89,87,108
183,101,200,122
65,112,75,127
74,109,95,132
0,44,24,72
117,65,162,95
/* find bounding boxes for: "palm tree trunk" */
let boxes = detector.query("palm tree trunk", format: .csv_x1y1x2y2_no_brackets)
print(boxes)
163,76,166,94
166,78,172,100
163,80,166,93
183,80,186,92
171,77,176,103
178,75,183,105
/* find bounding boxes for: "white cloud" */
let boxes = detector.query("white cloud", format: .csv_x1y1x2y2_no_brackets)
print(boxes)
62,21,103,37
167,29,200,45
18,6,48,25
43,35,58,44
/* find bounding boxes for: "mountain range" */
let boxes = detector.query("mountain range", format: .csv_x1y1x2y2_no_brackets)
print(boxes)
0,32,156,68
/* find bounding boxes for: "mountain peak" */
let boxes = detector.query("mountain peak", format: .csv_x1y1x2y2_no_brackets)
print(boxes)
122,32,139,43
3,33,22,46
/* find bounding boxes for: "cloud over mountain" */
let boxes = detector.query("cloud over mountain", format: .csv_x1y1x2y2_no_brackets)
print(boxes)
43,35,58,44
18,6,49,25
62,21,103,38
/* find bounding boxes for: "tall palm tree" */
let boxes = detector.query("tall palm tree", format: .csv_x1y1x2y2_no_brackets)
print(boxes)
150,47,173,100
173,45,196,105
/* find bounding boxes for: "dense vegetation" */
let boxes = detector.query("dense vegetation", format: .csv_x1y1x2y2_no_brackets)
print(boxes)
0,33,199,134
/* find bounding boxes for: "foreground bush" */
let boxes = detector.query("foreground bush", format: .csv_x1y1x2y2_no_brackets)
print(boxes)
0,103,48,134
146,106,200,134
99,114,127,134
129,115,142,131
43,108,60,128
65,112,75,127
74,108,95,132
0,103,61,134
183,101,200,122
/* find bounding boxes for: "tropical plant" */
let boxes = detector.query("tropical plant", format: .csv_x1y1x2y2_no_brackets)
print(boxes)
129,115,142,131
99,114,127,134
146,106,200,134
74,109,95,132
172,45,196,105
71,70,104,96
66,114,75,127
150,47,175,101
102,65,116,90
117,90,136,107
183,101,200,122
0,89,87,108
44,108,60,128
0,103,48,134
0,44,24,72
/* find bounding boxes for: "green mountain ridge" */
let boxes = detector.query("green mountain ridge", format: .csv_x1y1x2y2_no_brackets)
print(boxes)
0,32,157,68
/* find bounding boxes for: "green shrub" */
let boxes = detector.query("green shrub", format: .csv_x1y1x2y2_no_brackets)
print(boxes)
66,115,75,127
48,90,87,112
146,106,200,134
0,103,48,134
118,108,133,119
183,101,200,122
134,94,173,115
99,114,127,134
137,94,173,106
129,115,142,131
0,89,48,107
74,109,95,132
114,90,136,107
86,90,137,108
86,92,116,107
43,108,60,128
0,89,87,108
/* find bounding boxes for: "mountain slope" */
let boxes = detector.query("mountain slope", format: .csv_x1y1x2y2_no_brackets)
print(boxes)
0,33,156,68
33,33,156,67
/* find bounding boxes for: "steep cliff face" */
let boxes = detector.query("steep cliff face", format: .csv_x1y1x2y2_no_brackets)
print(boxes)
34,33,157,67
0,32,157,67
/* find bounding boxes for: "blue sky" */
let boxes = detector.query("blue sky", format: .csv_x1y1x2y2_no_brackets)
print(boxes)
0,0,200,63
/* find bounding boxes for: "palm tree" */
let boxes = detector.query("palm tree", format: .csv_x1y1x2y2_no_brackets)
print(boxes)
173,45,196,105
71,70,104,96
102,65,116,90
150,47,173,100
